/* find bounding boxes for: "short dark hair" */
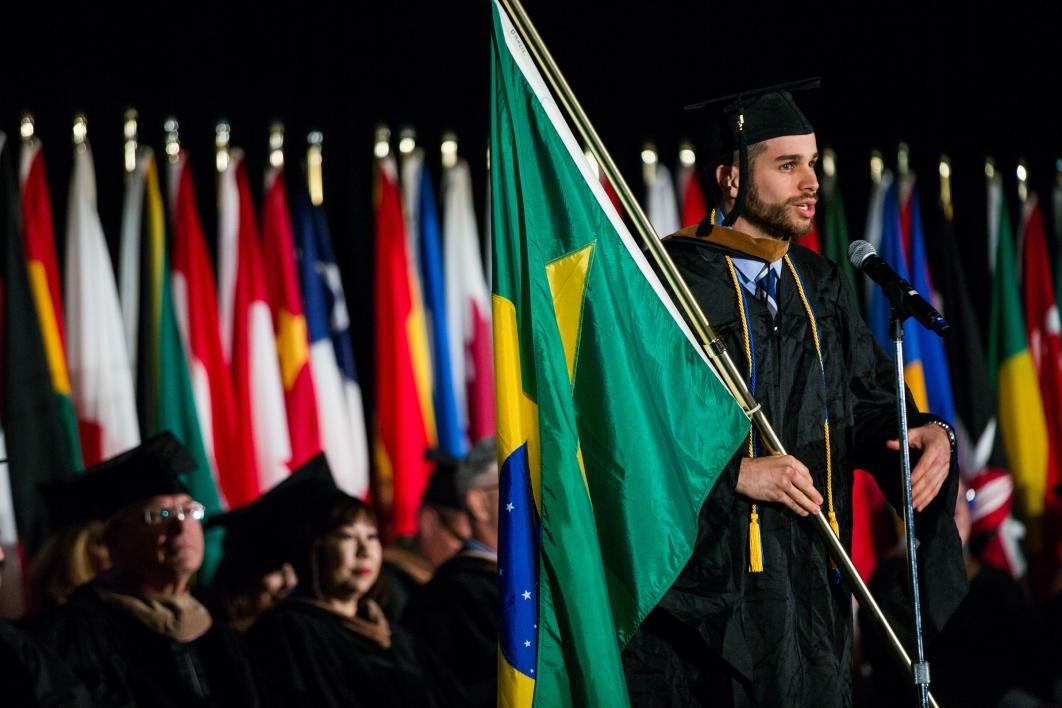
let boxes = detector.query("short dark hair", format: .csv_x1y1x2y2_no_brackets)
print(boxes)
322,494,377,534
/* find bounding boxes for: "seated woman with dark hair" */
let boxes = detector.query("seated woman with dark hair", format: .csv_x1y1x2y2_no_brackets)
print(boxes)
247,481,464,707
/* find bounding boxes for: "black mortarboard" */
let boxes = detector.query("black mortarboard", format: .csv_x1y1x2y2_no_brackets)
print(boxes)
421,449,463,511
685,77,819,227
206,453,343,581
39,431,194,526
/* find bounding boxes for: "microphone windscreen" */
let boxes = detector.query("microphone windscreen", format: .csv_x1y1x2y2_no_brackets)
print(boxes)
848,239,876,268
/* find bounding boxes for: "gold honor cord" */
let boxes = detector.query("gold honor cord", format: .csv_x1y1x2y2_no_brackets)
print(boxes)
495,0,939,703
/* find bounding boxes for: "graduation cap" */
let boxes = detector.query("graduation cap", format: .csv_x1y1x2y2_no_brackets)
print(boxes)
206,453,343,583
421,448,463,511
39,431,195,527
685,77,820,227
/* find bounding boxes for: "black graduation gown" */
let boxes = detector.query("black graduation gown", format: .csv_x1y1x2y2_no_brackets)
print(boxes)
246,599,465,708
0,620,91,707
623,230,966,707
378,546,433,622
27,584,259,708
403,550,498,707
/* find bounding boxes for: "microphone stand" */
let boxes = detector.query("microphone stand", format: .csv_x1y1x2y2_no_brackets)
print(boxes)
889,309,931,708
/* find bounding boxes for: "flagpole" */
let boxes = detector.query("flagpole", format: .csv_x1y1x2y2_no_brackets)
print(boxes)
495,0,937,702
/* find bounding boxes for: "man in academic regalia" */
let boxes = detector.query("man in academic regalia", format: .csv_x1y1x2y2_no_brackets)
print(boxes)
403,436,500,708
379,451,471,621
27,431,259,707
621,84,967,707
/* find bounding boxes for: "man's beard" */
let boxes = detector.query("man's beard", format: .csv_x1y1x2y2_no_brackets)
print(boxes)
742,182,815,241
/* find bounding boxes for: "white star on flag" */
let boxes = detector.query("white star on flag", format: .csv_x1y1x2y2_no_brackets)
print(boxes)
506,502,515,512
522,589,532,600
524,640,531,647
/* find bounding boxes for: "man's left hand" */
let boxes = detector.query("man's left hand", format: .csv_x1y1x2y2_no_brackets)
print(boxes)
885,424,952,512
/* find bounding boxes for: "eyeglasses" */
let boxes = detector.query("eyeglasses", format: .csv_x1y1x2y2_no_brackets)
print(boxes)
143,501,205,525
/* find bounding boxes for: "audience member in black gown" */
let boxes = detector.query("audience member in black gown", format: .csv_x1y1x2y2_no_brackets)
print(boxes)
379,450,470,621
27,432,260,707
404,436,499,707
200,459,328,631
247,460,465,707
860,479,1057,707
0,544,91,707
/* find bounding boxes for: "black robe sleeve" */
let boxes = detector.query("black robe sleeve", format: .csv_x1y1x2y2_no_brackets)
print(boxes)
835,267,967,646
0,621,91,707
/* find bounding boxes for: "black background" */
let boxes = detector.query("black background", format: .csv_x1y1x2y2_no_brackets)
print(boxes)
3,0,1060,413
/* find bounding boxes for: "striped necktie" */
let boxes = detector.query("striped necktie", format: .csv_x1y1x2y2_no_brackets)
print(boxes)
756,267,779,318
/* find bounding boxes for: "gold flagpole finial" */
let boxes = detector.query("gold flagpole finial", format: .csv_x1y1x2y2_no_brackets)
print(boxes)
269,121,285,169
938,155,953,220
215,120,231,173
72,114,88,147
307,130,324,206
441,131,458,169
124,109,139,174
164,117,181,163
398,126,416,157
870,149,884,185
1016,160,1029,204
374,124,391,159
678,141,696,169
641,140,658,186
20,113,36,144
897,142,911,179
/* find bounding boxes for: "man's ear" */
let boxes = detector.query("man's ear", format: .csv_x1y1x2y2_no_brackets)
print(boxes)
716,164,739,198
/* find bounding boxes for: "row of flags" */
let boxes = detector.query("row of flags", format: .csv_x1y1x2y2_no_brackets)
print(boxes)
0,117,498,613
1,27,1059,703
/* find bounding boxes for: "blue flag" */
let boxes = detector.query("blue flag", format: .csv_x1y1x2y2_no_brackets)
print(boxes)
417,165,465,456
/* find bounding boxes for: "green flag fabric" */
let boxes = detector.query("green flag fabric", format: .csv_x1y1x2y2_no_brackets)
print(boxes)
821,172,859,306
1,134,79,555
490,4,750,707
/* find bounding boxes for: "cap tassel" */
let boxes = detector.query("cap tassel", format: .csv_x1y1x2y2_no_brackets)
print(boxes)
749,505,764,573
723,122,748,227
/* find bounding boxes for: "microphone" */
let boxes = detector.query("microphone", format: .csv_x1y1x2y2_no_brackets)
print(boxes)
848,240,949,335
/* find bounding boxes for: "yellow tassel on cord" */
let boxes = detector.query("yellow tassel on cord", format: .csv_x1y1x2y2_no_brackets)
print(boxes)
749,506,764,572
828,510,840,538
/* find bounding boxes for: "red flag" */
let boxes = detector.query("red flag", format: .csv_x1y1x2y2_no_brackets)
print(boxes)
850,469,895,581
374,155,434,538
678,164,707,227
170,155,254,507
262,167,321,468
1020,194,1062,594
219,155,292,493
799,221,822,254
